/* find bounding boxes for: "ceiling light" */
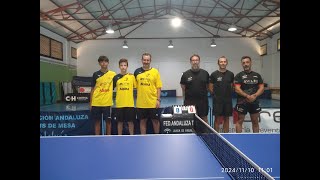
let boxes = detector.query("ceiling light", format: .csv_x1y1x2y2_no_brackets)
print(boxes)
168,40,174,48
171,17,182,28
122,40,128,48
210,39,216,47
106,24,114,34
228,24,237,32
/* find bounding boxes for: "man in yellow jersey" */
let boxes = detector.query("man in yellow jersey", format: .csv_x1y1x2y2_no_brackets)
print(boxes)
90,56,116,135
113,58,136,135
134,53,162,134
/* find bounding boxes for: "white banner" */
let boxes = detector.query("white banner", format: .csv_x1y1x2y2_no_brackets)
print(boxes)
216,108,280,133
77,87,91,93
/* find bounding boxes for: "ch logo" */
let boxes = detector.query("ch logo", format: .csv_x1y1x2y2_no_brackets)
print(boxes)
164,128,171,133
65,96,76,102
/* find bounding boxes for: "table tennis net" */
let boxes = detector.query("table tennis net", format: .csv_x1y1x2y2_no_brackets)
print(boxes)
193,114,274,180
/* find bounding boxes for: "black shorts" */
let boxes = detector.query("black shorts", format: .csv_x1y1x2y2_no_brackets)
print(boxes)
184,98,209,117
91,106,112,121
235,103,261,115
136,108,159,120
116,107,136,122
213,103,233,116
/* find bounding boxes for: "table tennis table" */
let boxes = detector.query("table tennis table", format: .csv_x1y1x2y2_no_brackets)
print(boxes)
40,133,279,180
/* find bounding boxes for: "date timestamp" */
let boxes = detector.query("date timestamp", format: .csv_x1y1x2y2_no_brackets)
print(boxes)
221,167,273,173
258,167,273,173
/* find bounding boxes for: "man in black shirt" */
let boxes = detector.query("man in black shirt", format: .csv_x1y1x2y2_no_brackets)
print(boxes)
234,56,264,133
180,54,210,124
209,56,234,133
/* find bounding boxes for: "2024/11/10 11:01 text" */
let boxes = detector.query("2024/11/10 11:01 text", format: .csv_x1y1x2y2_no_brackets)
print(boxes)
221,167,273,173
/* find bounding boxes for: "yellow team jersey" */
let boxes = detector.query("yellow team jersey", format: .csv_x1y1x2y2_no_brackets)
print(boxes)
134,67,162,108
91,70,116,106
113,73,136,108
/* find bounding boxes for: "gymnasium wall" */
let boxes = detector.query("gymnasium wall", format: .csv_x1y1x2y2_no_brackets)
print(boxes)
260,32,280,88
77,37,262,96
75,19,276,97
40,26,78,101
40,61,77,100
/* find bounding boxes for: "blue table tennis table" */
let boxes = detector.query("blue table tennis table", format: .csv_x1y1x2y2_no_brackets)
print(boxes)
40,133,279,180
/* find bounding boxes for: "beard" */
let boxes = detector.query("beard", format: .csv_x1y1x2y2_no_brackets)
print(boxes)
143,64,150,69
191,64,200,72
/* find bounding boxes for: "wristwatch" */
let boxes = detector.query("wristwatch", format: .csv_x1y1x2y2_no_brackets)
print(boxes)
157,99,161,102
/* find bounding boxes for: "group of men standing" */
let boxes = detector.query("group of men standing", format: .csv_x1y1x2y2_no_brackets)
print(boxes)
89,53,264,135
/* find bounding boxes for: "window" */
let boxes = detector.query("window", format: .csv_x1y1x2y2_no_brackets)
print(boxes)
71,47,77,59
277,38,280,51
260,44,267,56
40,35,50,56
50,39,63,60
40,34,63,61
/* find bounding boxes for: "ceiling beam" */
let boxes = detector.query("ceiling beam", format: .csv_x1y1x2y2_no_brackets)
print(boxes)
212,0,242,16
249,19,280,38
181,0,185,15
120,0,132,21
122,8,166,38
264,0,280,6
236,0,267,34
191,21,214,36
172,7,258,34
83,36,248,40
41,4,276,18
171,8,216,37
212,0,241,29
40,14,279,22
40,0,91,18
208,0,241,33
48,0,99,38
212,0,273,38
193,0,202,18
174,7,270,38
122,22,146,38
68,8,166,41
66,0,126,38
98,0,125,37
203,0,221,23
170,7,215,37
137,0,144,19
40,10,86,40
239,7,279,36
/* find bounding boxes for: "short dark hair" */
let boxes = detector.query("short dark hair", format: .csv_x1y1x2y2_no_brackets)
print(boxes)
190,54,200,61
218,56,228,63
119,58,128,66
98,55,109,62
241,56,251,61
142,52,152,60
